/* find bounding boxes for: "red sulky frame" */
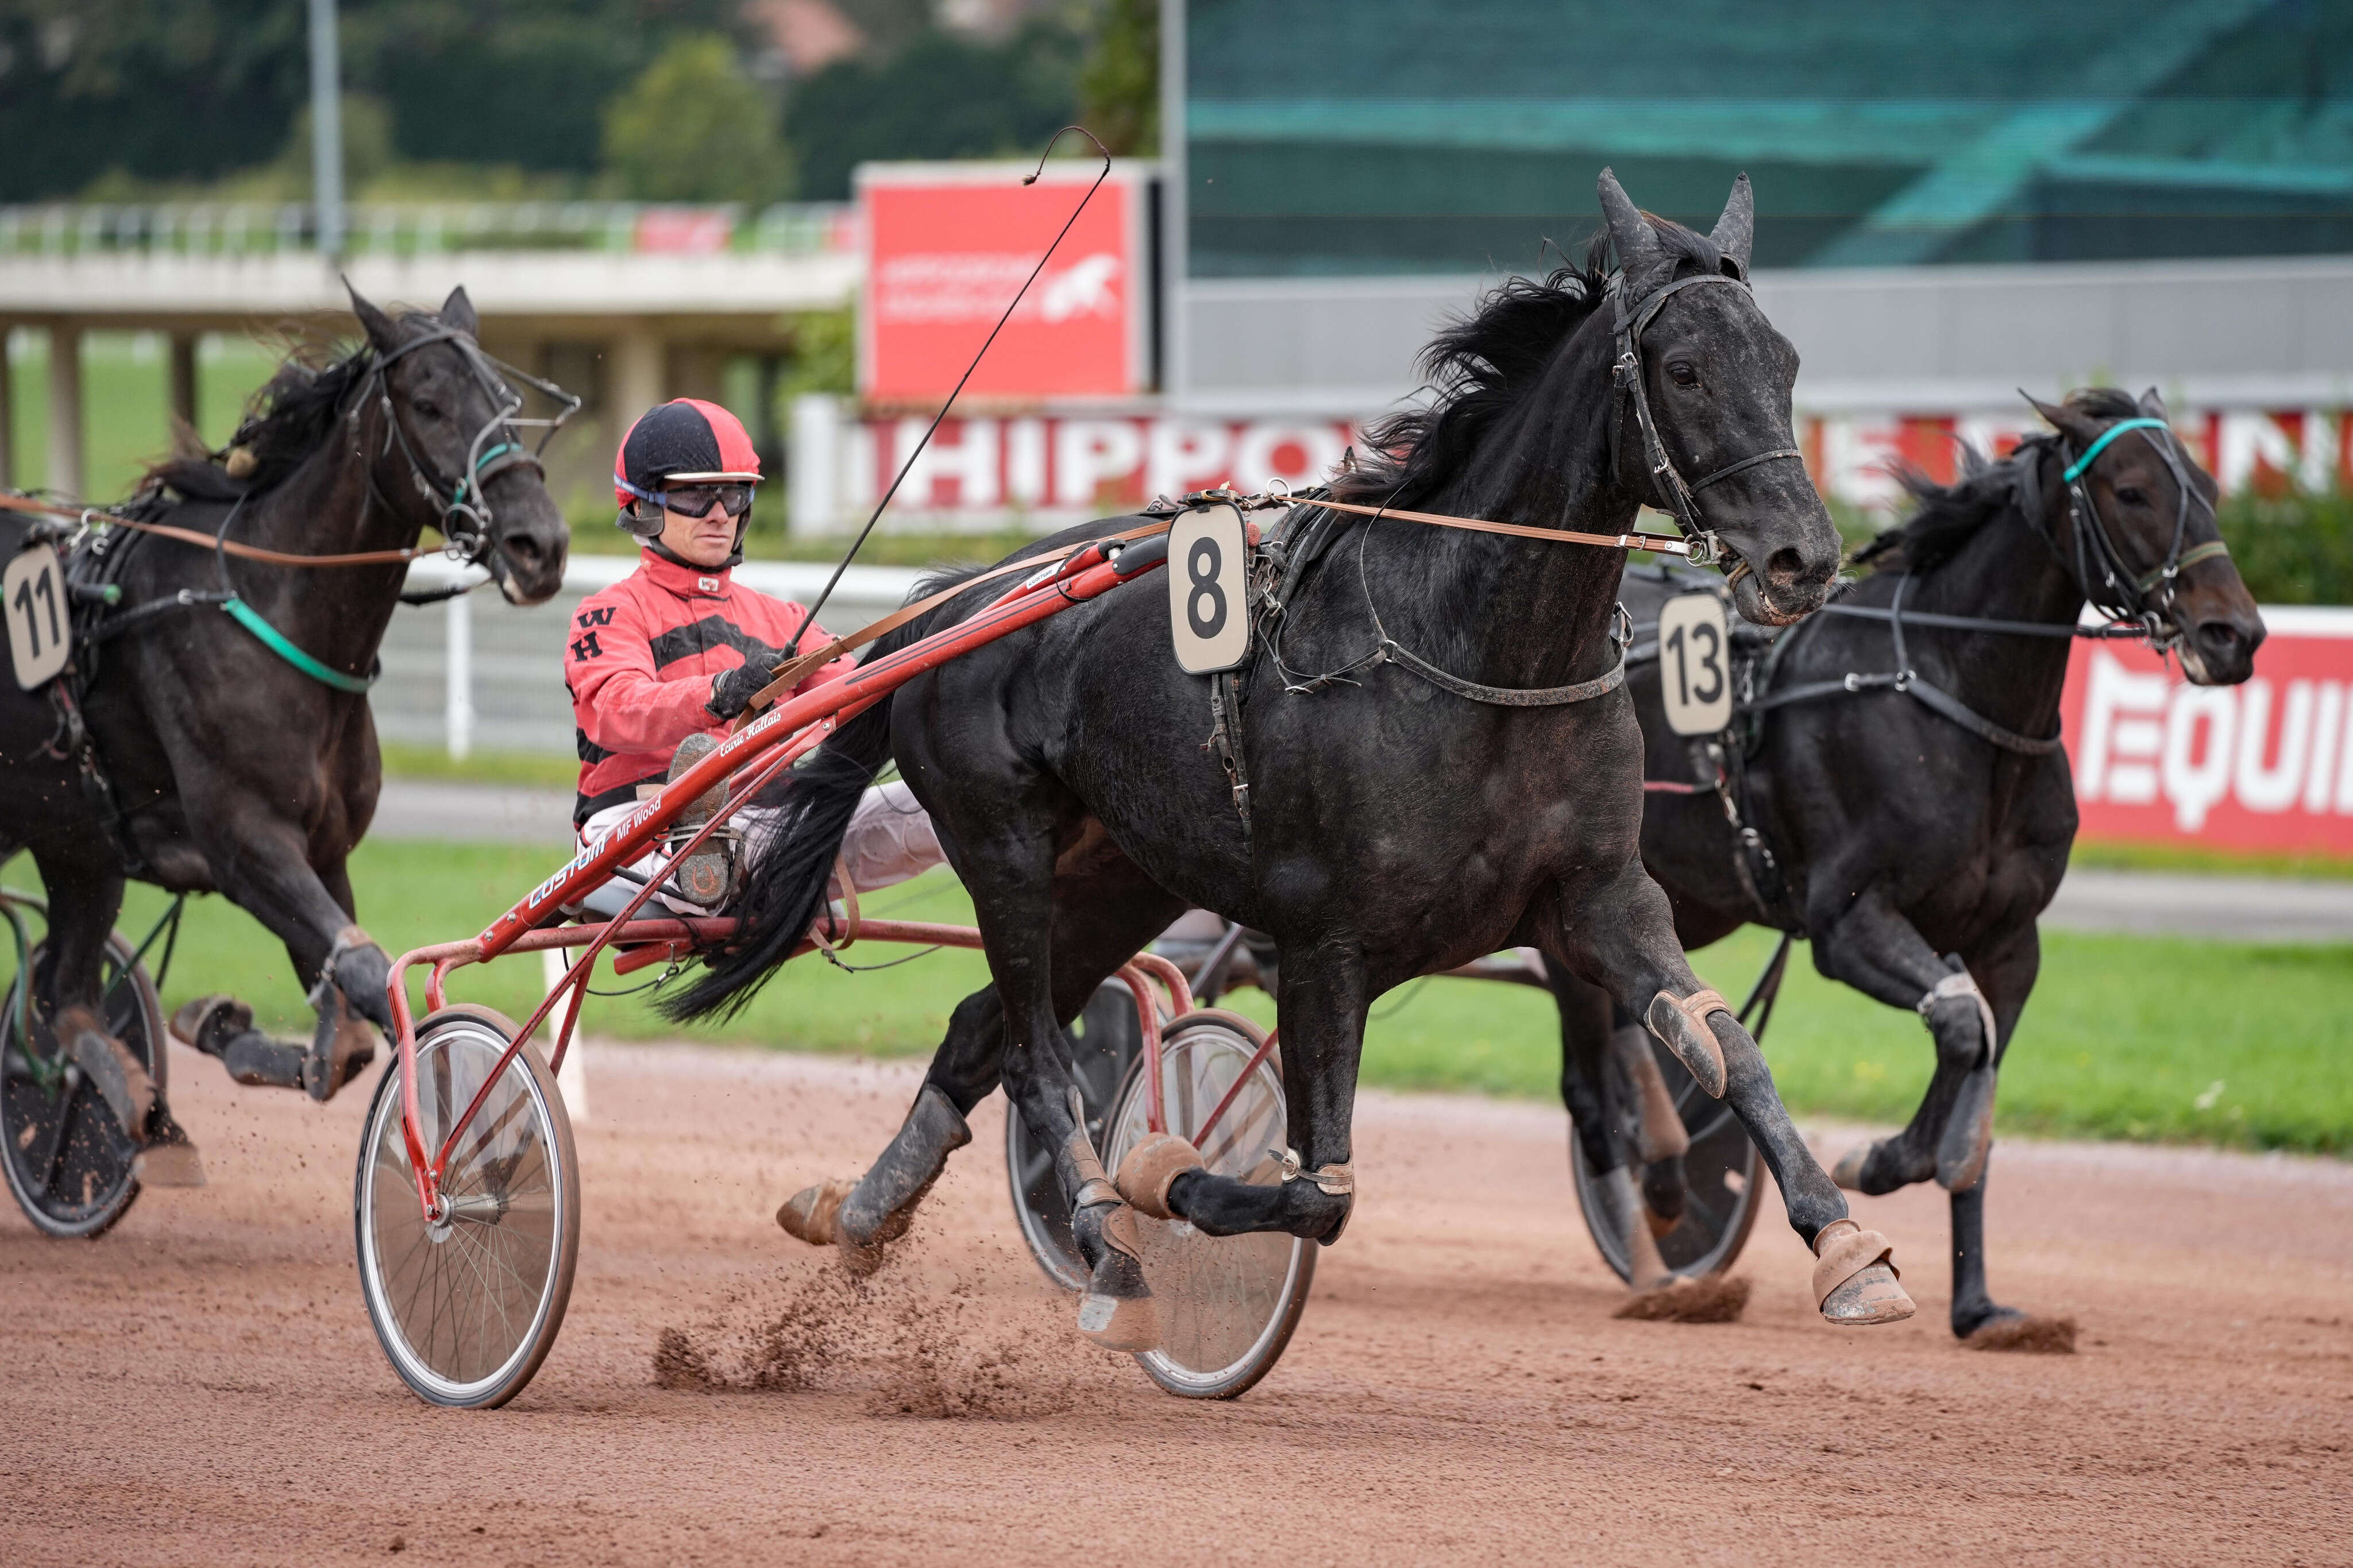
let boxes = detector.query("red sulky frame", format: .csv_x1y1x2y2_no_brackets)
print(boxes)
377,532,1261,1225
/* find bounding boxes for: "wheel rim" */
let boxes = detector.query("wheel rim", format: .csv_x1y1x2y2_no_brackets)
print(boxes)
1104,1022,1308,1393
1572,1036,1759,1281
1,928,163,1237
358,1020,564,1403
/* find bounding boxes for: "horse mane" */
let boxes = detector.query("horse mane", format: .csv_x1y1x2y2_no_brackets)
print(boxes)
1854,386,2144,576
1332,217,1727,510
122,335,378,519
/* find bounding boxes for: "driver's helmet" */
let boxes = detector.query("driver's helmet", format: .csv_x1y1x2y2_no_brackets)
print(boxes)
612,399,763,549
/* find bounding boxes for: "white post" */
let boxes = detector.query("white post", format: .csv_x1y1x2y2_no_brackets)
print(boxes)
443,589,473,760
542,945,588,1121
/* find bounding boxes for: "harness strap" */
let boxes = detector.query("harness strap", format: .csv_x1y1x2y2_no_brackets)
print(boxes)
2137,537,2231,592
1378,637,1627,707
1689,446,1804,493
222,597,378,693
0,493,425,569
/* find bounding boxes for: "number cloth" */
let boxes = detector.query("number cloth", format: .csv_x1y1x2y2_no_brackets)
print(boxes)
565,547,855,824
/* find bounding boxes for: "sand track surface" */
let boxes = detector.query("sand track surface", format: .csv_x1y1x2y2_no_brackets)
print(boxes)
4,1039,2348,1565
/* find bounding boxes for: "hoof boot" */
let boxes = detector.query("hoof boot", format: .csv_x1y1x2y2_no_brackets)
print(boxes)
776,1178,854,1246
1937,1067,1997,1192
64,1020,153,1145
1075,1200,1159,1352
1821,1263,1916,1325
1830,1144,1870,1191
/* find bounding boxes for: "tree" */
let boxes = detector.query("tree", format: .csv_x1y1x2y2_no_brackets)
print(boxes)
1078,0,1158,156
601,34,793,204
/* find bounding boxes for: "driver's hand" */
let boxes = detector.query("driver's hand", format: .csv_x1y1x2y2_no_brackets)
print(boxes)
707,660,774,721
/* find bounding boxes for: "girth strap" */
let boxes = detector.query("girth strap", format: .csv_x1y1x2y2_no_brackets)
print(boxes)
1377,638,1627,707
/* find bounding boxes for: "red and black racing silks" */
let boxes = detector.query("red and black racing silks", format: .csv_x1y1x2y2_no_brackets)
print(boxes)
565,549,855,822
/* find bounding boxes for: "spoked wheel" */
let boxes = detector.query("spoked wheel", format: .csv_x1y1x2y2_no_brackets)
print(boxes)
1570,1034,1762,1281
1006,979,1145,1291
354,1007,578,1409
1,902,168,1239
1101,1011,1313,1400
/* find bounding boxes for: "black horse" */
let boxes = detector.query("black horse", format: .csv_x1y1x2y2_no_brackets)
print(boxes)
674,172,1916,1349
1552,386,2263,1341
0,287,569,1182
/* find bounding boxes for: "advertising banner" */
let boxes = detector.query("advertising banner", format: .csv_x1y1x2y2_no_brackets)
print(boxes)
2064,609,2353,856
858,161,1152,403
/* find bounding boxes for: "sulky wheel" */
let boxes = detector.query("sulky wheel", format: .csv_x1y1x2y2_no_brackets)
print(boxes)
1101,1010,1313,1400
1,902,168,1239
354,1007,579,1409
1571,1033,1762,1282
1006,978,1147,1291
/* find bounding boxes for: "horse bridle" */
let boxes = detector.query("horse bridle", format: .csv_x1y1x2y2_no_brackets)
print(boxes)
2042,416,2230,653
1609,271,1807,586
355,327,581,584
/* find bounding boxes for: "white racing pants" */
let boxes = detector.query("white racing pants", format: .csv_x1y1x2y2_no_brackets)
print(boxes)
578,780,945,917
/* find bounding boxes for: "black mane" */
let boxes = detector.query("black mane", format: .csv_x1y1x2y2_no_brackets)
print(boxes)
1855,386,2144,576
1332,218,1730,511
127,338,377,517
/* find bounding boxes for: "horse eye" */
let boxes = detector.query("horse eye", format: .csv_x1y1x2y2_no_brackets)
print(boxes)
412,399,443,421
1668,362,1699,387
2114,485,2147,506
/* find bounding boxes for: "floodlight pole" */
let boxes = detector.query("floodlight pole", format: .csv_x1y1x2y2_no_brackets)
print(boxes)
308,0,346,264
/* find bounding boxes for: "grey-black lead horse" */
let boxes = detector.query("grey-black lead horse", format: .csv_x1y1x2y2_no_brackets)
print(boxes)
0,288,568,1204
1554,385,2262,1344
674,172,1918,1349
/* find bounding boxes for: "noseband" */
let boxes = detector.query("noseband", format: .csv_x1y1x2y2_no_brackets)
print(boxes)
355,328,580,582
2045,416,2230,652
1609,271,1806,582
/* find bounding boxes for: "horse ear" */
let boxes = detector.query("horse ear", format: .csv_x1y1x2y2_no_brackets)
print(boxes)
439,285,480,337
1597,168,1667,287
344,278,401,352
2138,385,2169,422
1709,173,1754,277
2025,391,2104,449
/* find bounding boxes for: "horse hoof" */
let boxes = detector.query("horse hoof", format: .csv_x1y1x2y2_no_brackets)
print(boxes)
1811,1218,1915,1326
776,1178,854,1246
168,995,252,1055
1964,1313,2077,1354
1614,1275,1752,1323
1821,1263,1916,1326
837,1084,970,1249
1936,1067,1997,1192
1113,1131,1202,1221
1830,1144,1870,1191
1076,1202,1159,1353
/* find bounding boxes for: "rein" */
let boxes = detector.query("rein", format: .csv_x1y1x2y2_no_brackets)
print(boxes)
0,493,426,568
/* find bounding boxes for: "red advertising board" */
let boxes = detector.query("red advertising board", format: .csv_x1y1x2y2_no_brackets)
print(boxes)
2063,609,2353,855
859,161,1151,403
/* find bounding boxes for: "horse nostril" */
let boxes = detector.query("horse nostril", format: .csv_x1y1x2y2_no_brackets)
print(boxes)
1765,546,1810,585
2196,621,2243,655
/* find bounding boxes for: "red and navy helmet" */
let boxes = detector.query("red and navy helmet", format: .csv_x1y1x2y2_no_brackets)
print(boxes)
612,399,762,538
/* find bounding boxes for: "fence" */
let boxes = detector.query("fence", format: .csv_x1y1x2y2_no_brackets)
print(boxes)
0,201,856,260
385,555,920,759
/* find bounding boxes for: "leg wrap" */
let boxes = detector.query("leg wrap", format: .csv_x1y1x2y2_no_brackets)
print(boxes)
1921,966,2000,1193
1646,989,1730,1099
1918,967,1997,1070
838,1082,971,1250
56,1005,155,1145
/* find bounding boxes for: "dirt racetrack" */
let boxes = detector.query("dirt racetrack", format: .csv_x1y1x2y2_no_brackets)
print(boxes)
5,1038,2349,1566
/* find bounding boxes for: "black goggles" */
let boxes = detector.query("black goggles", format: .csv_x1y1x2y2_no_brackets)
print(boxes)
629,482,756,520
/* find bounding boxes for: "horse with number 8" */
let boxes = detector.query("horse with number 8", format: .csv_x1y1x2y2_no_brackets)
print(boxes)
672,172,1919,1350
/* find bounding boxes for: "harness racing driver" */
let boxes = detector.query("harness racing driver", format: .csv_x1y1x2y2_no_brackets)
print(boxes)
566,398,941,913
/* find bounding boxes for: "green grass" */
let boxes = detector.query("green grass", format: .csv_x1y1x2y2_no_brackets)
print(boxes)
6,841,2347,1156
7,331,283,501
2066,837,2353,883
375,741,578,791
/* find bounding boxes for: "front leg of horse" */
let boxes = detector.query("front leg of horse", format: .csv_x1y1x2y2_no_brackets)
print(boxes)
1162,942,1361,1244
1808,891,1999,1196
172,840,390,1102
1550,868,1915,1326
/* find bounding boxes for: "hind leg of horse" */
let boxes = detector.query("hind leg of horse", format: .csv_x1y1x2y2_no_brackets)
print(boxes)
786,841,1187,1258
1947,925,2065,1345
1552,968,1676,1289
1163,939,1360,1243
1544,865,1912,1324
22,840,171,1152
1808,889,1999,1196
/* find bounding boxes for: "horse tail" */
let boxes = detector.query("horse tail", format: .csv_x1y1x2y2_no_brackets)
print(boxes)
659,565,986,1025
